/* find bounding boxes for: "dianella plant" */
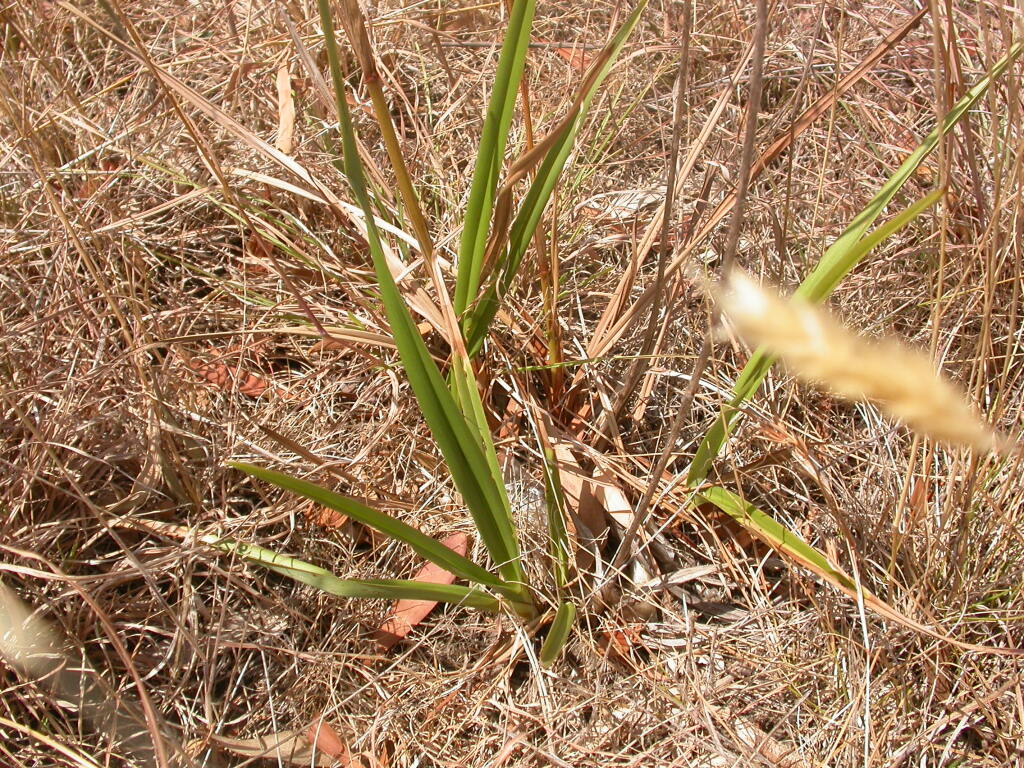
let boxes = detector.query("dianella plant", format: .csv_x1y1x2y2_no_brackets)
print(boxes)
211,0,647,660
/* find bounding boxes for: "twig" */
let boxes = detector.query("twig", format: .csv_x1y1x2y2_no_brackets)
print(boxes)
609,0,769,576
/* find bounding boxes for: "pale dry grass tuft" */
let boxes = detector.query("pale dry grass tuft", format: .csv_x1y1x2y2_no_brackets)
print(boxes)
0,581,179,766
717,269,1004,453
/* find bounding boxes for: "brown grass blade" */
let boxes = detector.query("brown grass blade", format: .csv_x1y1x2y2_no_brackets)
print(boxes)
584,6,929,360
275,65,296,155
205,728,340,766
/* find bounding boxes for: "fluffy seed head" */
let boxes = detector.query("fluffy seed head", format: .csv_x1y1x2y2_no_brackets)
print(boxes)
716,270,1004,453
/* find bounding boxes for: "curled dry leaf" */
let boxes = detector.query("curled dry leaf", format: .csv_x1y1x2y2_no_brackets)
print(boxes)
275,65,296,155
208,727,341,766
306,503,349,529
185,354,293,400
306,720,349,761
554,44,589,71
717,270,1003,453
374,532,467,650
549,442,610,572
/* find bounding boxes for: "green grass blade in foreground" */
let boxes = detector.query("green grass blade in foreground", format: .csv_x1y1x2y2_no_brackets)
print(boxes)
699,487,854,590
542,445,570,589
688,42,1023,484
450,354,509,489
317,0,531,602
688,189,944,484
796,43,1023,302
698,487,1024,656
448,353,521,558
208,534,500,611
463,0,648,354
453,0,537,315
539,602,577,667
230,462,507,588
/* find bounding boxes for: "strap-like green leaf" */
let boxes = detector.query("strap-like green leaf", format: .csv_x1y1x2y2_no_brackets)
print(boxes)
209,533,500,611
699,487,854,590
453,0,538,315
463,0,648,354
688,189,944,483
230,462,507,589
539,602,576,667
448,355,519,556
699,487,1024,656
542,445,570,589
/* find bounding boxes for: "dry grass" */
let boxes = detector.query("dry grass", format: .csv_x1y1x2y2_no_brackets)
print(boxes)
2,1,1024,766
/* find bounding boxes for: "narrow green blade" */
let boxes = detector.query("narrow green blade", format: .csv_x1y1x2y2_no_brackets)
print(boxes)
542,445,570,589
463,0,648,353
539,602,577,667
688,189,945,483
449,354,518,540
699,487,1024,655
699,487,854,590
209,534,500,611
230,462,505,589
453,0,538,315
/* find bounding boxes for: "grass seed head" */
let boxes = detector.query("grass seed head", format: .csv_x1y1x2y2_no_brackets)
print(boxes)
717,270,1004,453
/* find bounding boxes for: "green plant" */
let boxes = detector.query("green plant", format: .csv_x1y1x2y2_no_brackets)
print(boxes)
686,40,1024,647
208,0,648,651
687,40,1024,486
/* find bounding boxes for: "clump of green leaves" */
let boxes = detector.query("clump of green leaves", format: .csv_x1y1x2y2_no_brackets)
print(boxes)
214,0,646,656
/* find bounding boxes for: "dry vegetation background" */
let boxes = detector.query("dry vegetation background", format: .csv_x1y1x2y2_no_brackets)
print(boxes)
2,1,1024,766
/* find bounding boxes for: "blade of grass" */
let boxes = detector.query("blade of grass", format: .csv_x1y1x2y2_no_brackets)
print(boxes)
688,189,946,484
542,444,570,589
463,0,648,353
448,352,520,547
333,0,435,264
698,487,1023,656
332,0,473,359
686,32,1023,486
453,0,537,315
213,535,501,611
316,0,532,609
700,487,855,590
539,602,576,667
230,462,509,590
